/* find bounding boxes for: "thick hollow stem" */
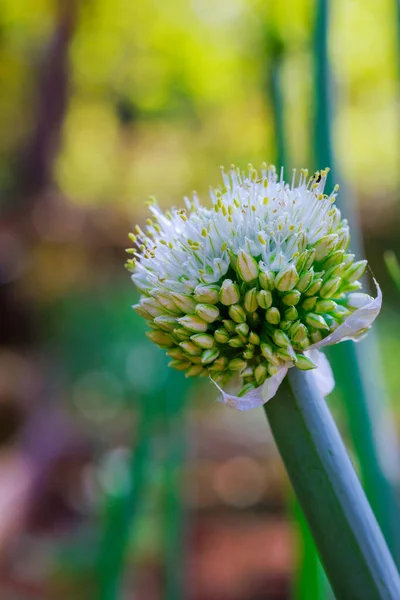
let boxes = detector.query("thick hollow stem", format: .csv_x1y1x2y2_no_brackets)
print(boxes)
264,369,400,600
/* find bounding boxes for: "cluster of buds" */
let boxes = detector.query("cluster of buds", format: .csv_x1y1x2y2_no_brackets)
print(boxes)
127,164,378,400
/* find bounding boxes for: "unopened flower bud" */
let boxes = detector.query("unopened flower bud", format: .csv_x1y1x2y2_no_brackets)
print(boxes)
154,315,177,332
214,328,230,344
146,330,174,347
302,296,318,311
346,292,373,309
343,253,355,268
140,297,164,317
169,359,192,371
222,319,237,333
238,382,256,397
282,290,301,306
179,340,203,355
260,342,274,360
305,313,329,330
244,288,258,312
209,356,229,372
219,279,240,305
201,348,220,364
259,270,275,291
170,292,197,313
255,364,268,385
229,358,246,371
249,331,260,345
319,277,341,298
276,347,296,362
167,347,187,360
273,329,291,348
237,250,259,282
268,363,280,376
297,271,313,292
195,303,220,323
186,364,206,377
295,355,317,370
173,326,192,340
229,304,247,323
257,289,272,309
178,315,208,332
310,331,323,343
284,306,298,321
275,264,298,291
266,307,280,324
279,320,292,331
150,292,180,314
132,303,152,319
303,248,316,271
236,323,249,338
344,259,367,283
323,263,344,281
299,337,311,349
315,299,337,314
305,279,323,296
336,227,350,251
313,234,338,261
290,322,308,343
228,336,244,348
193,284,220,304
322,250,345,269
190,333,215,349
243,348,254,359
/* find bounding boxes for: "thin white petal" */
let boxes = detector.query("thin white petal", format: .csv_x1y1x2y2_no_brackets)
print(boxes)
310,279,382,350
305,349,335,397
212,367,288,411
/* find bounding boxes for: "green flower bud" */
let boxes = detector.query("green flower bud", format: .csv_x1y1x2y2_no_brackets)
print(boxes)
219,279,240,305
187,355,203,364
289,322,308,343
273,329,291,348
213,372,230,385
229,304,247,323
336,227,350,251
321,250,345,269
268,363,280,376
339,281,362,295
214,327,230,344
190,333,215,349
276,347,296,362
140,297,164,317
146,330,174,347
223,319,237,333
259,270,275,290
343,253,355,268
249,331,260,345
238,382,256,397
344,259,367,283
237,250,259,282
313,234,338,261
279,320,292,331
303,248,316,271
296,271,313,293
305,313,329,330
185,364,206,377
310,331,323,343
154,315,177,332
201,348,220,364
228,336,244,348
305,278,323,296
275,264,298,291
299,337,311,349
282,290,301,306
168,360,192,371
266,307,280,324
208,356,229,372
167,348,187,360
244,288,258,312
302,296,318,311
132,303,152,319
195,303,220,323
193,284,220,304
179,340,203,355
236,323,249,338
229,358,246,371
257,289,273,309
177,315,208,332
295,355,317,370
150,292,181,314
319,277,341,298
173,326,192,340
315,299,337,314
170,292,197,314
248,311,261,327
255,364,268,385
284,306,298,321
323,263,344,281
243,348,254,359
260,342,274,360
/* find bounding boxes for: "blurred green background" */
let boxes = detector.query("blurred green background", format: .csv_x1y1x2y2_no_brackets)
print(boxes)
0,0,399,598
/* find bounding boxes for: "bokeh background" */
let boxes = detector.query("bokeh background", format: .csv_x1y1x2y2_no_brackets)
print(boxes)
0,0,400,598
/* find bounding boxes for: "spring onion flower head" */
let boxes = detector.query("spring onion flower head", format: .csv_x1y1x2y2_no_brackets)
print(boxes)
126,164,381,410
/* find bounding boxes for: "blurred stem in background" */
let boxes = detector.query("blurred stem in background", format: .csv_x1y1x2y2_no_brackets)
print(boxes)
314,0,400,565
384,251,400,293
97,397,154,600
266,25,331,600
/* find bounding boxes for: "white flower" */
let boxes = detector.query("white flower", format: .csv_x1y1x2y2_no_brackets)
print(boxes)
127,164,381,410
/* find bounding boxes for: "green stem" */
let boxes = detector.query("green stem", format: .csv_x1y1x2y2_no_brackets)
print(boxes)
264,369,400,599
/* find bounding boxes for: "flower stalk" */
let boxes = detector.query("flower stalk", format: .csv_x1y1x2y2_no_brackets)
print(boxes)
265,368,400,599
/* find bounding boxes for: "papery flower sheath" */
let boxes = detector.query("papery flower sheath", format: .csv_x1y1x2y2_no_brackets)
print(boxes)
126,164,381,410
